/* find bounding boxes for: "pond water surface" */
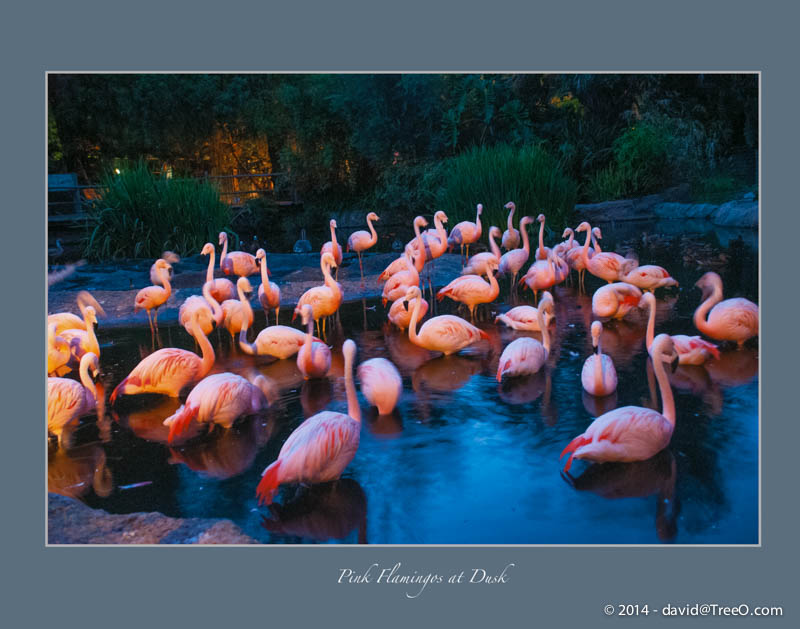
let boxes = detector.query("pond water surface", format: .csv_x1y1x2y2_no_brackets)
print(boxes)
48,227,758,544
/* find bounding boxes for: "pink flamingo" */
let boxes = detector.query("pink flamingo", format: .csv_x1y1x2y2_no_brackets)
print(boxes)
410,211,449,296
462,226,502,277
501,202,520,250
622,265,679,292
347,211,380,281
402,285,488,355
48,291,105,335
564,227,600,290
388,294,428,331
581,321,618,396
498,215,534,291
561,334,680,472
219,232,258,278
201,242,236,303
693,271,758,347
48,352,100,447
437,257,500,320
150,251,179,286
297,304,331,379
256,338,361,506
163,372,273,444
59,306,100,364
110,312,215,403
220,277,255,342
381,246,420,307
134,258,172,332
640,291,719,365
179,281,223,337
448,203,483,262
358,357,402,415
534,213,552,260
520,251,559,304
48,323,71,376
495,299,555,331
255,248,281,325
238,319,318,359
592,282,643,319
496,294,554,381
321,219,343,279
294,252,342,338
577,222,636,283
553,227,577,258
380,217,427,282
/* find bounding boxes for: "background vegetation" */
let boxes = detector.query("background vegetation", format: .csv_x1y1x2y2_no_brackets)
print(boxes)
48,74,758,256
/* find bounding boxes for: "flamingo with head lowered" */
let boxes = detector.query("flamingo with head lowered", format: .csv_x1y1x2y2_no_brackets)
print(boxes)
297,304,331,379
462,226,502,277
693,271,758,348
380,217,427,282
448,204,483,262
256,338,362,506
581,321,618,397
179,280,223,337
358,357,402,415
640,291,719,365
48,352,101,447
496,293,554,381
347,211,380,282
498,215,534,293
561,334,680,473
501,202,520,251
219,232,258,278
592,282,643,320
294,252,342,339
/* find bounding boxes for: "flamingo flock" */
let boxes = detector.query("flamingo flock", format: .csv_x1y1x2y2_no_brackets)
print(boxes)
47,203,759,522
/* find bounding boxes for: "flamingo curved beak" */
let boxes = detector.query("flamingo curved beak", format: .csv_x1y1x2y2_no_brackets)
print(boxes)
402,300,409,311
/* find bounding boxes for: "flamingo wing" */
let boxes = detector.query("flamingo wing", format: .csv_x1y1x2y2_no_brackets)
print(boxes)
278,412,361,482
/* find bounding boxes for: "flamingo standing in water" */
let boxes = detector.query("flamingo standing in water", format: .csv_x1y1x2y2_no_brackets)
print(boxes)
59,306,100,364
381,245,420,307
220,277,255,342
201,242,236,303
179,281,223,337
238,320,317,360
256,338,362,506
388,294,428,331
297,304,331,379
640,292,719,365
561,334,680,472
592,282,643,320
48,352,100,447
496,293,554,381
134,258,172,332
581,321,618,396
693,271,759,347
564,227,601,290
294,252,342,338
163,372,273,444
347,211,380,282
576,222,637,283
520,251,559,304
409,211,449,296
437,257,500,320
498,215,534,292
255,248,281,325
462,226,502,277
48,291,105,335
402,285,488,356
495,301,555,331
622,265,679,292
501,202,520,250
219,232,258,277
110,312,215,403
321,219,343,280
553,227,577,258
448,204,483,262
380,217,427,282
533,213,551,260
358,357,402,415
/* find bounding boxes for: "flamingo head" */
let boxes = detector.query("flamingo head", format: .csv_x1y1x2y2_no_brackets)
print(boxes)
576,221,590,233
504,201,515,210
255,248,266,261
84,306,98,327
342,338,357,364
489,226,502,239
536,213,545,223
695,271,722,296
562,227,573,239
83,352,100,379
434,211,448,224
621,259,639,276
592,227,603,240
590,320,603,351
330,219,338,229
218,232,227,246
476,204,483,215
519,215,535,228
402,285,422,310
201,242,215,256
321,252,337,271
638,291,656,310
650,333,680,373
414,216,429,230
367,211,379,222
236,277,253,294
300,303,314,325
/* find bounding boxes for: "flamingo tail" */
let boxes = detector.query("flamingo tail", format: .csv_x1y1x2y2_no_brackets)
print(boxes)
256,460,282,506
560,435,591,473
166,404,199,444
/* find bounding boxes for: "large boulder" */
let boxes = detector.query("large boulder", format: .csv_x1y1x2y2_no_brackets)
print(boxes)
653,202,718,219
711,200,758,228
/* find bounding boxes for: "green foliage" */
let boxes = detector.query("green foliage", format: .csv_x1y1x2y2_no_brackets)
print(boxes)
84,161,232,260
427,144,577,233
690,174,749,204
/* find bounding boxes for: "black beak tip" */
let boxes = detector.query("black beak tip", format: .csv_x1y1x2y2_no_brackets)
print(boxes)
671,355,680,373
402,300,409,312
592,345,599,355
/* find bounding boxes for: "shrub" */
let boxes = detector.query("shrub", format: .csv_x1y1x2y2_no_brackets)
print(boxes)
426,144,578,236
83,161,233,260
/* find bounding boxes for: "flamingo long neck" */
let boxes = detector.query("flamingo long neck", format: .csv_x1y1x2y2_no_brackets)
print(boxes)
434,215,447,247
645,295,655,350
238,282,253,326
238,325,255,355
474,207,482,239
344,349,361,423
652,347,676,426
537,301,551,357
83,313,99,354
487,269,499,297
565,229,574,248
159,266,172,299
489,230,501,260
304,312,314,354
202,281,223,325
260,254,269,288
412,218,427,271
538,218,546,258
330,222,339,257
507,205,515,232
520,219,531,255
366,215,378,246
205,250,215,283
220,235,228,267
189,320,215,377
592,231,602,253
322,258,336,289
407,293,423,348
693,282,723,336
580,224,593,266
594,332,604,391
79,356,97,401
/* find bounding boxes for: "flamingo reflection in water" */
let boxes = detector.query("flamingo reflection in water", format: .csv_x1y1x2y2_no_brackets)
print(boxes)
48,441,113,501
562,450,680,543
261,478,368,544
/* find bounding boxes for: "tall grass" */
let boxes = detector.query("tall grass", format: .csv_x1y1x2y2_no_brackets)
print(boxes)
426,144,578,239
84,161,233,260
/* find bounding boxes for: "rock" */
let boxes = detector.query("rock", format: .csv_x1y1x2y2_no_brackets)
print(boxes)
743,191,756,201
574,184,691,223
653,202,718,219
48,493,257,544
711,200,758,228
